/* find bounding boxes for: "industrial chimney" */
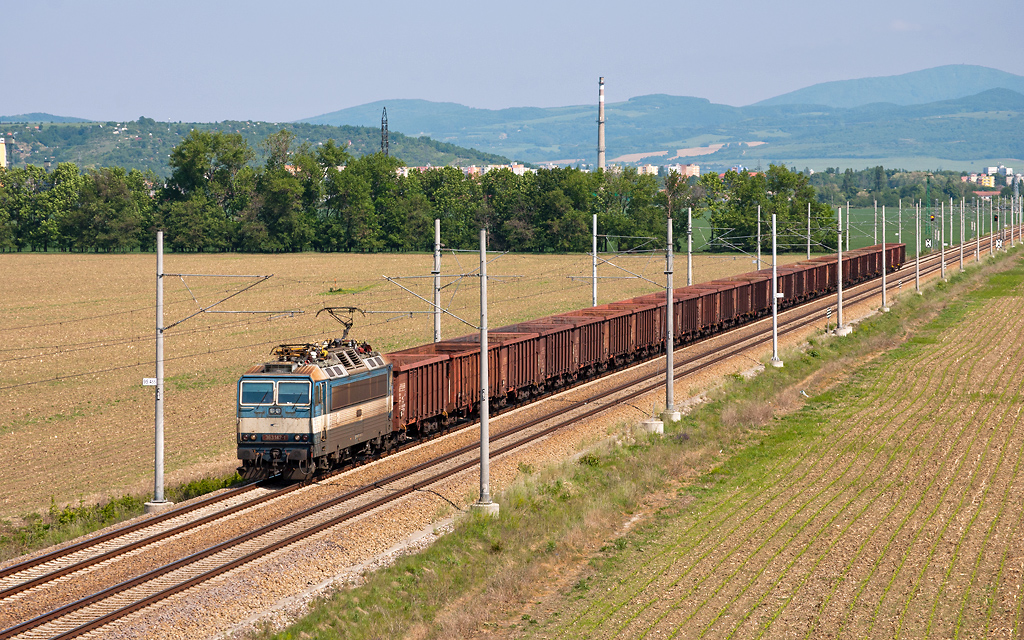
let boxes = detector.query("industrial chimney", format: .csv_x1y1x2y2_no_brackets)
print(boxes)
597,77,606,171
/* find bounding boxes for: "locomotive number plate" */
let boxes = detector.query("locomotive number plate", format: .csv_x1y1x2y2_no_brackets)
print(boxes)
262,434,288,442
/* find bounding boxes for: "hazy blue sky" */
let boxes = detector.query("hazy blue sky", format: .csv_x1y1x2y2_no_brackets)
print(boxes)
4,0,1021,123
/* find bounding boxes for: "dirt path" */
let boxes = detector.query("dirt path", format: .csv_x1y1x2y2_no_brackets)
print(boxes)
507,261,1024,639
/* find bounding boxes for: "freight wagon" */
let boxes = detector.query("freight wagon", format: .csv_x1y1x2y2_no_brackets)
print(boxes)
238,243,904,478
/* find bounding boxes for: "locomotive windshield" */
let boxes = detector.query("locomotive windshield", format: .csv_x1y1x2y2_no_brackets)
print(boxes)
277,381,311,405
240,381,274,405
239,380,311,405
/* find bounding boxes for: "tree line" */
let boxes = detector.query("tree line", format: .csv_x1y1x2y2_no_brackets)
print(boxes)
0,129,896,255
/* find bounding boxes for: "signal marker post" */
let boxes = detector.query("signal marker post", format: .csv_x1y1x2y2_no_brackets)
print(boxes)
770,213,783,368
836,207,851,336
473,228,499,518
881,206,890,312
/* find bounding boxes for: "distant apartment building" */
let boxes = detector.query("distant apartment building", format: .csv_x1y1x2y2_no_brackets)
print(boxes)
637,164,659,176
0,137,6,169
663,163,699,178
980,175,996,188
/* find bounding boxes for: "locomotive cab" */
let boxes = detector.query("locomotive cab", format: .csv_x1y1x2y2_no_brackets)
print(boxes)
237,339,393,480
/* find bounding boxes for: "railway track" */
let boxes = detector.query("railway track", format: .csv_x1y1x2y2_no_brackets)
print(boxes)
0,237,1008,640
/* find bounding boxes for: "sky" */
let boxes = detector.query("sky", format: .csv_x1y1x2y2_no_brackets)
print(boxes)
3,0,1021,123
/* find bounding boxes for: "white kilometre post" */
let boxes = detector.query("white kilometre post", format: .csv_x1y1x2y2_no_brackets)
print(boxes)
770,213,783,368
836,207,850,335
592,213,598,307
807,201,811,259
915,203,921,295
661,218,679,424
146,231,172,513
757,205,762,270
687,207,693,286
473,228,498,517
433,219,441,342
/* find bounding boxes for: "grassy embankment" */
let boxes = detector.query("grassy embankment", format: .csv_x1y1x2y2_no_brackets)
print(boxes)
249,247,1024,639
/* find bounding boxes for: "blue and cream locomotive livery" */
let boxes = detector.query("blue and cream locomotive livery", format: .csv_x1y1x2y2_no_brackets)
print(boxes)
236,339,392,479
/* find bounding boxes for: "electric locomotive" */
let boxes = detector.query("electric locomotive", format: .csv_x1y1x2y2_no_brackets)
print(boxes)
236,339,392,479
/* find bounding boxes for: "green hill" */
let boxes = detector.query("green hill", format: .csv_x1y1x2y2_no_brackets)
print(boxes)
752,64,1024,108
0,119,510,176
0,112,90,123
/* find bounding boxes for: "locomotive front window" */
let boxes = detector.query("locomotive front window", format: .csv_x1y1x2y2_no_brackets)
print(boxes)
277,381,311,405
241,381,275,405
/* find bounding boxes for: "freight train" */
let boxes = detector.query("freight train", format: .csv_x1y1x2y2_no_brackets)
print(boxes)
237,243,904,479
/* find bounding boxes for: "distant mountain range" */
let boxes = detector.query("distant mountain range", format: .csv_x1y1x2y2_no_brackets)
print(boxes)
6,65,1024,172
300,65,1024,169
754,65,1024,108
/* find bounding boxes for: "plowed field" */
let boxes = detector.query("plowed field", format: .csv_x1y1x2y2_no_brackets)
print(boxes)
515,260,1024,639
0,251,804,520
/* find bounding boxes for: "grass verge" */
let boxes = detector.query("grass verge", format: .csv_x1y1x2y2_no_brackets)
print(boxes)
249,249,1024,640
0,472,243,563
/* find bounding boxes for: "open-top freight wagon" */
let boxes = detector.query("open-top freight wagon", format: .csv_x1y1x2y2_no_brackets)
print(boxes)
236,243,904,479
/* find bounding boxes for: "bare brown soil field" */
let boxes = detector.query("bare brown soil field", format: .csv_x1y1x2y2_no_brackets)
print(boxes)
0,250,805,520
503,258,1024,639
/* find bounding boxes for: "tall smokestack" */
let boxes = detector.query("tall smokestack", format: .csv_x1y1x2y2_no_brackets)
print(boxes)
597,77,606,171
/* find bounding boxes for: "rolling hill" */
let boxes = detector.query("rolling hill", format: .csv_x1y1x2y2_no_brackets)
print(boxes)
753,64,1024,108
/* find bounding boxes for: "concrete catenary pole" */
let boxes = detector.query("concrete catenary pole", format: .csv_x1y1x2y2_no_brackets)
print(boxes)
940,200,946,279
147,230,170,512
960,198,965,272
874,199,878,244
881,205,889,311
592,213,598,307
915,202,921,294
976,199,981,263
663,218,679,422
433,219,441,342
899,198,902,244
757,205,762,270
846,201,851,251
807,201,811,259
687,207,693,286
474,228,497,516
771,213,783,367
837,207,849,335
990,198,995,258
597,77,606,171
